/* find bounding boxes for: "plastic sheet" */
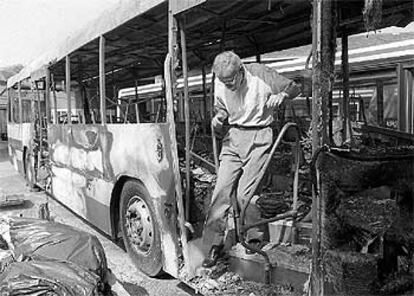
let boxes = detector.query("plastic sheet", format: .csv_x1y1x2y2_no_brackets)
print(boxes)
8,217,108,281
0,259,103,295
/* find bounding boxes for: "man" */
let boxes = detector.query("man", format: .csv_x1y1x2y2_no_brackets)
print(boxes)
202,51,301,268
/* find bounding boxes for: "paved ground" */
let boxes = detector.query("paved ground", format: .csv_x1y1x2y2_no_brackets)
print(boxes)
0,141,194,296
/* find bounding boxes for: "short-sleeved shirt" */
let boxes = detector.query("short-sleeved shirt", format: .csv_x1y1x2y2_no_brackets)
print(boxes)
214,63,300,127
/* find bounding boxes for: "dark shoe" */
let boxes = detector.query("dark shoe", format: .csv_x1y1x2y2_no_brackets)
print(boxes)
202,245,222,268
245,239,265,255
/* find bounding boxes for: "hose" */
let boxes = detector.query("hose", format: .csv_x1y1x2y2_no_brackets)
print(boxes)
236,122,301,284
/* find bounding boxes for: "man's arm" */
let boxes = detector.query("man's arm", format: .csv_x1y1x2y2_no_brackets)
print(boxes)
212,93,228,131
247,64,301,108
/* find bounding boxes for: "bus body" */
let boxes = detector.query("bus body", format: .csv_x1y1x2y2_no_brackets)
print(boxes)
6,0,183,277
47,123,175,234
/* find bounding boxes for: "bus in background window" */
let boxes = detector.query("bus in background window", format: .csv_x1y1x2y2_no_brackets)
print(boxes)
119,37,414,141
6,80,40,183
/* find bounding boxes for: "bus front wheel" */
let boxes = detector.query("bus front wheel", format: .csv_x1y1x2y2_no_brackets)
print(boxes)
120,180,163,277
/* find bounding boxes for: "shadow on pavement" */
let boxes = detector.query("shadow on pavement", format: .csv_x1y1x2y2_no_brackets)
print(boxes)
0,141,9,162
121,282,149,296
156,273,175,280
0,199,34,212
177,282,199,296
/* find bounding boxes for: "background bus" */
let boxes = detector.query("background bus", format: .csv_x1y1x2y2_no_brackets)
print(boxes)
119,34,414,147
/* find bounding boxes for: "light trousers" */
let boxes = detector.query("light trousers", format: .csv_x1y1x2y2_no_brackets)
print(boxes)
203,127,272,247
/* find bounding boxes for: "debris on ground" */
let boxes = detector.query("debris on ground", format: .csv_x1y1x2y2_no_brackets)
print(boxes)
188,259,298,296
377,272,414,295
180,140,313,238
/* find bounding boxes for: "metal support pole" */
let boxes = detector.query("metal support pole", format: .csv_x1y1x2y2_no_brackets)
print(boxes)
35,82,43,171
45,68,51,124
77,55,91,124
99,35,106,125
342,33,349,142
134,80,140,123
202,65,208,134
397,64,405,131
376,80,384,126
328,91,333,143
165,1,189,277
6,89,10,123
65,56,71,124
210,73,215,121
168,6,179,70
51,74,58,124
311,2,323,292
18,82,22,124
180,19,191,222
311,0,337,295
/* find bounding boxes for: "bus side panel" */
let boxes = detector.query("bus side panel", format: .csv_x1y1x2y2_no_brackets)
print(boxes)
48,123,180,276
7,122,32,173
107,123,181,277
48,124,113,233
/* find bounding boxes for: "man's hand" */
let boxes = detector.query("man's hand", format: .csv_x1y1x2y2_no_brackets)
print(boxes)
266,92,288,109
211,116,224,133
211,109,227,134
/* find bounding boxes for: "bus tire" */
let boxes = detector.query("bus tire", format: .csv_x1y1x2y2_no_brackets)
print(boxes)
120,180,163,277
24,152,38,191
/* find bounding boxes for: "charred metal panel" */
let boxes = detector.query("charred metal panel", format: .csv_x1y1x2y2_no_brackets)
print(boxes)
48,122,180,274
316,150,414,295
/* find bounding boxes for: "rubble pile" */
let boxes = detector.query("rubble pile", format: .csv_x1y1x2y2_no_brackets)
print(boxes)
377,272,414,295
191,166,216,216
179,154,216,237
261,144,312,220
179,138,313,239
189,259,298,296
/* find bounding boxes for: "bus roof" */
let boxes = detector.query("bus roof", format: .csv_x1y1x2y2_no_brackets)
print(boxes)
7,0,165,88
8,0,413,88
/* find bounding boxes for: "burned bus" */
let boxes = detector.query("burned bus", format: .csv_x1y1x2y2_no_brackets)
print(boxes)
6,0,414,295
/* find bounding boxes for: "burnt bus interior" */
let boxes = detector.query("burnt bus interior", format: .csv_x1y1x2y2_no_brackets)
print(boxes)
10,0,414,295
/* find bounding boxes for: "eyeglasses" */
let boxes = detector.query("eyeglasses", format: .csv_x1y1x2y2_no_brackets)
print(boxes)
219,66,243,88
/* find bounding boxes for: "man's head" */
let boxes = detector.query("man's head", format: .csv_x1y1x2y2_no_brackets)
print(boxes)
212,51,244,91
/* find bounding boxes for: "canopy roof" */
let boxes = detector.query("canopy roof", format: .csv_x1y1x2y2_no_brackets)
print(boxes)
8,0,165,87
8,0,413,88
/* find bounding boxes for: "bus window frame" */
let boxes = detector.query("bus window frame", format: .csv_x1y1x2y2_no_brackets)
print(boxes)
18,82,22,125
99,35,106,125
65,55,72,125
7,88,12,123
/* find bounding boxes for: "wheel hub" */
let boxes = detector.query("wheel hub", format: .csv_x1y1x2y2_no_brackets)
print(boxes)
125,195,154,253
